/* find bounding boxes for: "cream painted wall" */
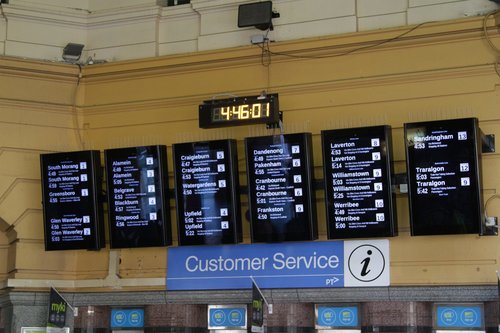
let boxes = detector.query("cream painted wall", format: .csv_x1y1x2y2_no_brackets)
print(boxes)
88,0,155,11
77,16,500,286
1,7,500,292
0,0,498,62
0,59,110,282
9,0,90,11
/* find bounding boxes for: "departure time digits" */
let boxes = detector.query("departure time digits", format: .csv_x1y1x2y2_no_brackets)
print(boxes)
212,103,270,122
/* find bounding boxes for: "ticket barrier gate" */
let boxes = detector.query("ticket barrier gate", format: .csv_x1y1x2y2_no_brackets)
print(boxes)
315,304,360,333
208,305,247,333
433,304,485,333
110,308,145,333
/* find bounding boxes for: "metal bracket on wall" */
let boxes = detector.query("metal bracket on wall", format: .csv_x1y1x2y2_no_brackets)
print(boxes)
266,111,283,129
482,133,495,153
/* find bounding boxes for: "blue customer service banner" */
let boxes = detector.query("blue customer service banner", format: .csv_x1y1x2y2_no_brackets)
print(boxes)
167,240,389,290
436,305,483,329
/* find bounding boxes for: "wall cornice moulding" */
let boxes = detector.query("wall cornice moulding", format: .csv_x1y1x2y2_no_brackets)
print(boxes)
80,64,497,119
2,3,161,27
159,4,196,21
0,286,498,306
0,57,80,84
191,0,248,11
1,3,88,27
87,5,160,27
80,15,497,81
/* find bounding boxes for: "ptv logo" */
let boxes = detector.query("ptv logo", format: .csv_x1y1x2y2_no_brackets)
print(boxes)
345,241,389,287
325,276,340,286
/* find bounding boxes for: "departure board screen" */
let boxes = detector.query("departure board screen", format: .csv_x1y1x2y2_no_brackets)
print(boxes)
405,118,483,235
105,145,171,248
322,126,397,239
173,139,242,246
40,150,104,251
245,133,317,242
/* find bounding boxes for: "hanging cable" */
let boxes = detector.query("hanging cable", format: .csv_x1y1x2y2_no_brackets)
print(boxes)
0,2,8,50
483,9,500,54
72,64,85,149
259,28,272,67
255,21,430,62
482,9,500,78
484,194,500,220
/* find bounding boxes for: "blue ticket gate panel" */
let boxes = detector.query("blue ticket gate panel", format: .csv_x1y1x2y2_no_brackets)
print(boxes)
315,304,361,333
434,304,485,333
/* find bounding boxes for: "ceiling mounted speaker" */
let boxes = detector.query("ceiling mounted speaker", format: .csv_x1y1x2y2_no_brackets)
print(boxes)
238,1,274,31
62,43,84,63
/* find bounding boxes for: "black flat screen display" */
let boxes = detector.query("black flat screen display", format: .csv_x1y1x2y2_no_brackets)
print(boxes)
105,145,171,248
405,118,483,235
245,133,318,242
322,125,397,239
40,150,104,251
173,139,242,245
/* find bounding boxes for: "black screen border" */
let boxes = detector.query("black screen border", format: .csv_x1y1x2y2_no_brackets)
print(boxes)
404,117,484,236
321,125,397,239
40,150,104,251
172,139,242,246
245,132,318,243
105,145,172,249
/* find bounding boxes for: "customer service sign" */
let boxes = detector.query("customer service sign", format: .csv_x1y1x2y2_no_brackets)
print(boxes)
167,239,389,290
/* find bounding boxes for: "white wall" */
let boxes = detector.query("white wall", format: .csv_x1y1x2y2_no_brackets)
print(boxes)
0,0,498,62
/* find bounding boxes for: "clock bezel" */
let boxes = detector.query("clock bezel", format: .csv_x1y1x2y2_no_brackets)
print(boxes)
199,93,279,128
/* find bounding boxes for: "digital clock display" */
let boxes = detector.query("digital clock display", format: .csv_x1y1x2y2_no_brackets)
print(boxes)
212,102,270,122
199,94,279,128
